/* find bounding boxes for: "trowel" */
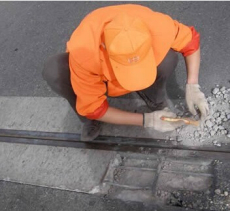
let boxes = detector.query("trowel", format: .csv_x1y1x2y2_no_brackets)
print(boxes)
161,116,200,127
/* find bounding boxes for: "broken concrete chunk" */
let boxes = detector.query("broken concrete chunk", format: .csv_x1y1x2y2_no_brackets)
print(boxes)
227,114,230,120
212,88,219,95
218,126,225,130
213,140,218,145
215,189,221,195
224,191,229,196
220,87,226,93
221,130,226,135
213,125,219,131
210,118,215,123
210,131,215,136
205,120,213,128
223,118,227,122
220,116,225,121
210,101,215,106
217,131,222,136
220,113,225,119
213,112,220,118
216,117,222,124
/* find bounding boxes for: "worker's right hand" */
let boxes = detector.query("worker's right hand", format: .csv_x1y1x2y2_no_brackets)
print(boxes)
143,108,184,132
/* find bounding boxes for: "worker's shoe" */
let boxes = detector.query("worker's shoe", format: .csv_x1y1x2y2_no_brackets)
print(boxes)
81,120,102,141
137,91,168,111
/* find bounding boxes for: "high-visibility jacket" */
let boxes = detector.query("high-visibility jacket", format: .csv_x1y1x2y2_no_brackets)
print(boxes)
66,4,200,119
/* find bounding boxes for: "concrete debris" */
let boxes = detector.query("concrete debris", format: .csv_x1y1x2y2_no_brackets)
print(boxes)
213,140,217,145
218,126,225,130
205,120,213,128
224,191,229,196
227,114,230,120
220,87,226,92
215,189,221,195
210,131,215,137
212,88,219,95
173,84,230,147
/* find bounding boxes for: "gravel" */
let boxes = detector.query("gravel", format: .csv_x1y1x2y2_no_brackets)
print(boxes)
171,84,230,147
215,189,221,195
212,88,219,95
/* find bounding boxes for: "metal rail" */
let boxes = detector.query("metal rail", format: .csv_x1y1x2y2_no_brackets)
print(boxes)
0,129,230,154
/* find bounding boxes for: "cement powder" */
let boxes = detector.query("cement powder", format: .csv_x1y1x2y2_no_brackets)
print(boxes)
170,85,230,147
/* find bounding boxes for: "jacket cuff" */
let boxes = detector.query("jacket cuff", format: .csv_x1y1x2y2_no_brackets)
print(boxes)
180,26,200,57
86,100,109,119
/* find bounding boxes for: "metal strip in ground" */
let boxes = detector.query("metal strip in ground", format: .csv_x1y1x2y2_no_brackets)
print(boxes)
0,129,230,154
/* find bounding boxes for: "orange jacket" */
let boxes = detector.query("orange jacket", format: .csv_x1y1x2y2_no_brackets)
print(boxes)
66,4,200,119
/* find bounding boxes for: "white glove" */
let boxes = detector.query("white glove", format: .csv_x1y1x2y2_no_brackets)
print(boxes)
186,84,209,121
144,108,184,132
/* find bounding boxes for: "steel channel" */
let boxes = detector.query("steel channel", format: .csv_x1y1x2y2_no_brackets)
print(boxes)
0,129,230,154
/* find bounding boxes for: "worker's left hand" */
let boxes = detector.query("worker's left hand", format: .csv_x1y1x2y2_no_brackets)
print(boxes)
185,84,209,121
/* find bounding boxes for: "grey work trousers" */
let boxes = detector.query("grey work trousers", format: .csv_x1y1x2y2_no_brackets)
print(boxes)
42,49,178,123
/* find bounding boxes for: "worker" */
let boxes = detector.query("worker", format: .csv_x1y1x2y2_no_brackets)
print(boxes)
42,4,209,141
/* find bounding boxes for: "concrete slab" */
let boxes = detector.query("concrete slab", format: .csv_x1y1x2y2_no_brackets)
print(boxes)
0,96,173,139
0,142,116,193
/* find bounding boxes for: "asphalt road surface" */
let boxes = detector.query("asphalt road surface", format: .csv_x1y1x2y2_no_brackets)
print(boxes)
0,2,230,98
0,2,230,211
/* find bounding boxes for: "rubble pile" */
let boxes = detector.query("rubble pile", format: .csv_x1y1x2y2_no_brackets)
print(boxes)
174,85,230,146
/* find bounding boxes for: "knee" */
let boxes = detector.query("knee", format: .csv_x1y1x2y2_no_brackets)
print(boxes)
168,49,179,68
157,49,178,78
